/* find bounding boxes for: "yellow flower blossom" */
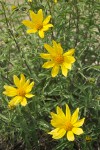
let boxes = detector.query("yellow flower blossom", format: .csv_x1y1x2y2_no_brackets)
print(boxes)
48,104,85,141
28,0,32,2
11,5,17,11
54,0,57,3
86,136,92,142
40,40,75,77
22,9,53,38
3,74,34,108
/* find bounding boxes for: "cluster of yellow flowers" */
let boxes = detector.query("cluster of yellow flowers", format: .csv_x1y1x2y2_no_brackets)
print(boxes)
3,2,85,142
22,9,75,77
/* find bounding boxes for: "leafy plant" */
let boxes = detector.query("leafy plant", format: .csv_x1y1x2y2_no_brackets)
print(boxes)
0,0,100,149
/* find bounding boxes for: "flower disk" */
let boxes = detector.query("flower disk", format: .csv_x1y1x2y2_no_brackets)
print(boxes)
48,104,85,141
3,74,35,108
22,9,53,38
40,40,75,77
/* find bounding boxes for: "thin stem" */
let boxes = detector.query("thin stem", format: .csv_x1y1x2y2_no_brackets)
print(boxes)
73,0,80,48
1,73,13,84
1,1,32,74
47,0,54,39
1,1,20,52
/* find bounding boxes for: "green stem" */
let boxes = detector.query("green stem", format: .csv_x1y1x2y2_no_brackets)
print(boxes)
1,1,32,74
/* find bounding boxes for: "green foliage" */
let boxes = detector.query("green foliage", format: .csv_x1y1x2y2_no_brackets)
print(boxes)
0,0,100,149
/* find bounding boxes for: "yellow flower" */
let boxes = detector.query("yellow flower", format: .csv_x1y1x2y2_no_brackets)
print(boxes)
86,136,92,142
54,0,57,3
3,74,34,108
40,40,75,77
28,0,32,2
22,9,53,38
48,104,85,141
11,5,17,11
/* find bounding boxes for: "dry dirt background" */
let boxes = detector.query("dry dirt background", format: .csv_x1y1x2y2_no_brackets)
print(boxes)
4,0,24,4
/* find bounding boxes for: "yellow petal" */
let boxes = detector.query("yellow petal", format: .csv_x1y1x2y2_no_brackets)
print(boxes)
48,128,58,135
50,112,66,128
37,9,43,23
66,104,71,121
51,65,59,77
52,41,63,54
27,29,37,34
42,24,53,31
3,86,17,97
25,82,34,93
51,120,65,128
67,131,75,141
44,43,54,54
42,61,54,68
43,15,51,25
38,30,44,38
63,49,75,56
49,128,66,139
73,118,85,127
50,112,56,118
63,62,72,70
72,127,84,135
29,10,37,22
57,43,63,54
4,85,12,90
13,75,20,87
52,40,58,50
22,20,34,28
40,53,51,59
8,96,22,107
61,64,68,77
23,79,30,88
20,74,26,86
25,93,34,98
56,106,66,119
64,56,75,63
71,108,79,124
21,97,27,106
3,91,17,97
67,56,75,63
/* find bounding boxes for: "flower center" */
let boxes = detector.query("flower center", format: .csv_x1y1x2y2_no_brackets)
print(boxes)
65,122,73,131
36,23,43,30
54,55,64,64
17,89,25,97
